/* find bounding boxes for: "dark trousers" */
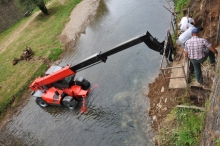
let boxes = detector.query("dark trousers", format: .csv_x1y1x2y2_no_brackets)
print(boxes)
190,48,215,84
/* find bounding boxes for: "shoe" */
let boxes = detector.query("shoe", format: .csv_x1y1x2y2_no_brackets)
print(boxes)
210,63,215,66
201,83,211,90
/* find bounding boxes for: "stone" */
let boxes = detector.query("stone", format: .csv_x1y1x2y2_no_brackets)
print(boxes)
153,116,157,121
161,86,165,92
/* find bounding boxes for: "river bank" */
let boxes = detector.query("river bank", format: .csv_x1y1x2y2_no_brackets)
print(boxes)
147,0,220,145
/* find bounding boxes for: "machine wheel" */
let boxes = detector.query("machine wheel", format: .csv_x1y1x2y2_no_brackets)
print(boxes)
81,79,90,90
75,77,91,90
35,97,49,108
62,96,78,109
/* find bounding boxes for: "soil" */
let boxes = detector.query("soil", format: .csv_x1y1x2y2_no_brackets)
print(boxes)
147,0,220,133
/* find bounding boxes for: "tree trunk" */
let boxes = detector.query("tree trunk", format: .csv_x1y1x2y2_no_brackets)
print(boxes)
37,4,49,15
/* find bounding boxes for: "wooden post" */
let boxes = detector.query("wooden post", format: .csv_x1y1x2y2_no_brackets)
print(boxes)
160,69,169,89
171,21,175,34
216,8,220,43
182,66,188,85
177,105,205,111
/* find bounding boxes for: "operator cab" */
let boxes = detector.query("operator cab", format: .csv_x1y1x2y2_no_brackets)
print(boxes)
52,75,75,89
45,66,75,89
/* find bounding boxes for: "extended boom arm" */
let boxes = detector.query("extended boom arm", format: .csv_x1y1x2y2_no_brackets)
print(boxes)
30,31,164,91
70,31,164,72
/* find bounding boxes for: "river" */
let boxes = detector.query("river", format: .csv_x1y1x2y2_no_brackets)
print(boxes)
0,0,172,145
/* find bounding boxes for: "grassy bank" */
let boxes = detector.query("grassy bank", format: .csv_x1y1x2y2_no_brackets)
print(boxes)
0,0,81,116
157,106,205,145
156,0,206,145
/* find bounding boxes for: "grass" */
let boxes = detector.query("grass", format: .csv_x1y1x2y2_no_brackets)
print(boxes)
176,108,204,146
215,139,220,146
173,0,190,12
0,0,81,115
156,88,206,146
157,107,205,146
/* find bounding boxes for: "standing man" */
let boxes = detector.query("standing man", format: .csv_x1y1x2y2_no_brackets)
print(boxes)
184,27,218,88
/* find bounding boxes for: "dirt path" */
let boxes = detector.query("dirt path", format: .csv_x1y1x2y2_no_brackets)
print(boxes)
0,11,40,54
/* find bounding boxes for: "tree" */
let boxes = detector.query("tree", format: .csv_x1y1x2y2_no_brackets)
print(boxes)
19,0,49,15
32,0,49,15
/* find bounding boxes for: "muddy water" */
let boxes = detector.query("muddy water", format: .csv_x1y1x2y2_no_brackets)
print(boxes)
0,0,172,145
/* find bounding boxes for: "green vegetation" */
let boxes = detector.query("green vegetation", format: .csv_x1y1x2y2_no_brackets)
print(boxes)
0,0,81,116
215,139,220,146
173,0,190,15
176,108,204,145
48,48,63,61
157,107,205,146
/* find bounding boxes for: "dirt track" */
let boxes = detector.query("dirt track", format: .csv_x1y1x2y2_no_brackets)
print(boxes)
0,11,40,54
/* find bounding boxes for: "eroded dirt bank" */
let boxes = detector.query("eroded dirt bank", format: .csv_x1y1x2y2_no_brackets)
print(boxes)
147,0,220,136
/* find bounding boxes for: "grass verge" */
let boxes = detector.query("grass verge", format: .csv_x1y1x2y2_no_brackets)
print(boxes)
157,107,205,146
0,0,81,115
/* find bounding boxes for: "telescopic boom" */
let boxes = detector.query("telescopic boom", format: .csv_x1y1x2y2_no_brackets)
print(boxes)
70,31,164,72
30,31,164,91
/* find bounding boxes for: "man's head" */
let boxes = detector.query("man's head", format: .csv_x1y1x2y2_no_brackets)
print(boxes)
191,27,199,36
183,10,188,16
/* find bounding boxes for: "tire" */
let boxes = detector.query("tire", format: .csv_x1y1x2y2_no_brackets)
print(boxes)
62,96,78,109
81,79,90,90
75,77,90,90
35,97,49,108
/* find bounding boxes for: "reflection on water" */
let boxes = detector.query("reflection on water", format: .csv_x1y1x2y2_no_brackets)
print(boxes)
91,0,109,26
0,0,172,145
